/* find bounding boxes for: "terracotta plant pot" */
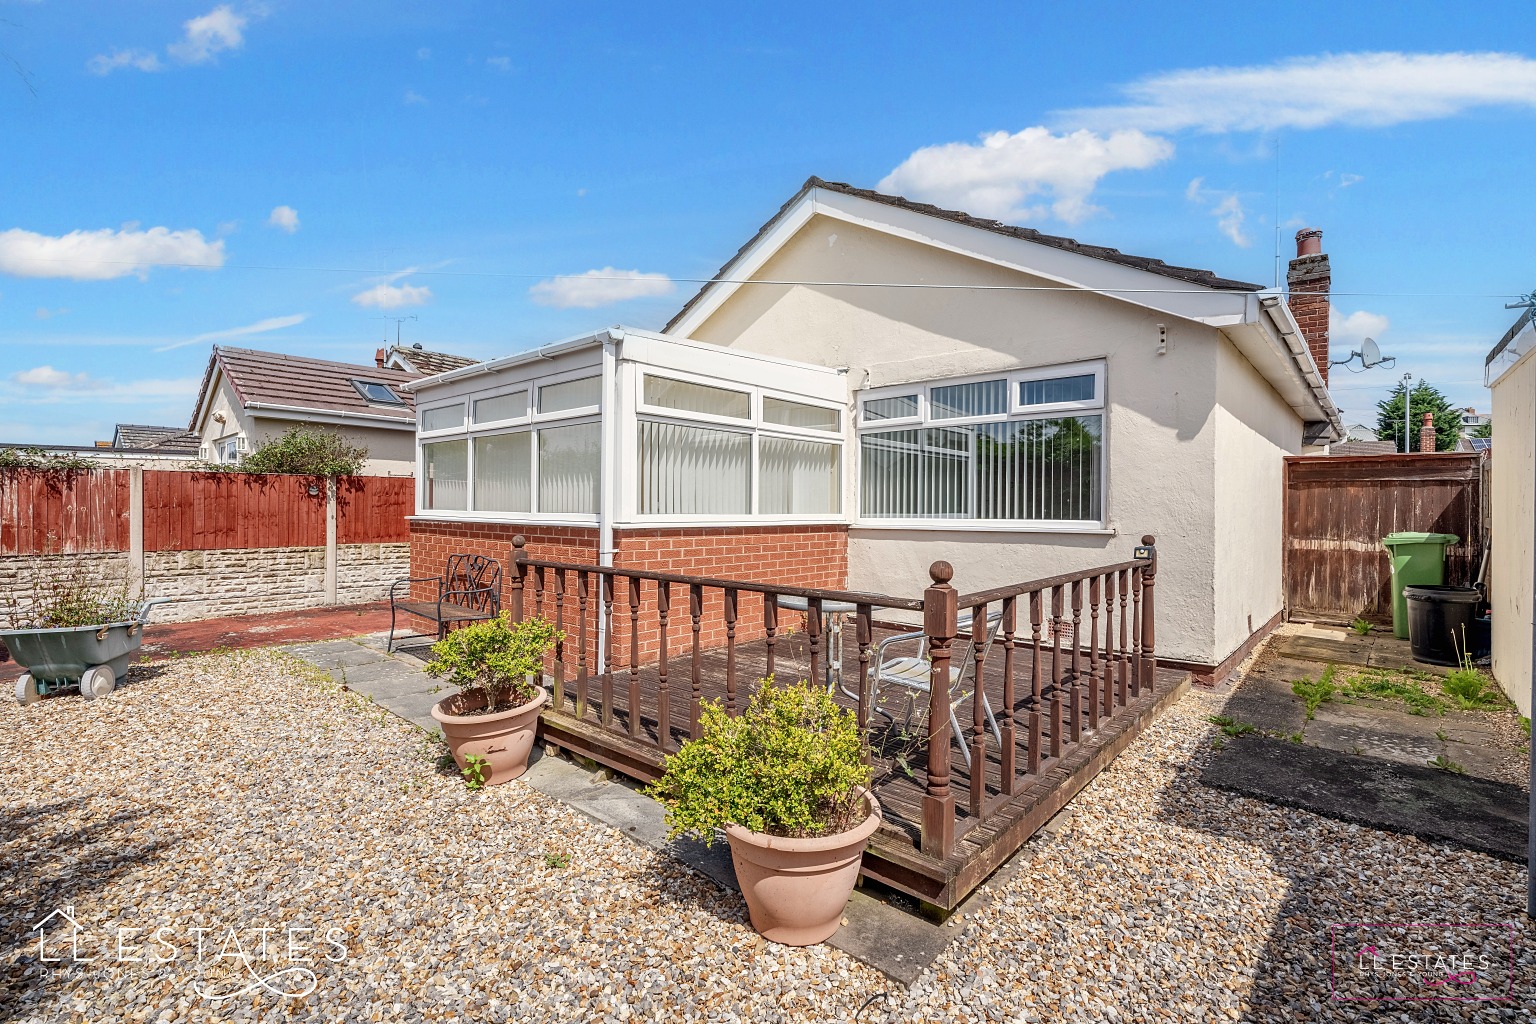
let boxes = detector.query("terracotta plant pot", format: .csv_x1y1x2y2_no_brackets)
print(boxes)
431,687,549,786
723,791,882,946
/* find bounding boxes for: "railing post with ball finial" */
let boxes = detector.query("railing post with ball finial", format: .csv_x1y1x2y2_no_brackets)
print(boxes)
921,560,958,860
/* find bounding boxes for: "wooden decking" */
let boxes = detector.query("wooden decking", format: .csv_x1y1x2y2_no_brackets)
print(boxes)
536,624,1189,909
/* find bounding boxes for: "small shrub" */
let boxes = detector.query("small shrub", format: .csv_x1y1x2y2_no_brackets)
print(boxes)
0,447,98,472
424,613,561,715
651,678,873,844
1349,617,1373,636
1,557,139,629
232,425,369,477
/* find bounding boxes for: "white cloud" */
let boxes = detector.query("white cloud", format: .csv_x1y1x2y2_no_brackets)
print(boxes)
1332,309,1390,341
1185,177,1252,247
1061,52,1536,134
12,366,100,390
487,56,511,73
877,127,1174,224
528,268,675,309
155,313,308,353
1338,172,1364,188
267,205,300,233
0,226,225,281
352,282,432,309
167,5,247,65
404,89,427,105
87,49,163,75
34,307,69,320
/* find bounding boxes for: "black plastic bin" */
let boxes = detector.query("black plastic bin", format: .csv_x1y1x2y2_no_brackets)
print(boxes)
1403,585,1481,666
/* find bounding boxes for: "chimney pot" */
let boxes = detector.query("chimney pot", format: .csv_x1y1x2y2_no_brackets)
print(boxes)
374,347,386,368
1296,228,1323,257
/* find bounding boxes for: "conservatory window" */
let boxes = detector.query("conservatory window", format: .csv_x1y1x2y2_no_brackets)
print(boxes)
538,376,601,415
537,421,600,514
637,420,751,515
421,439,468,511
473,390,528,424
760,437,841,515
472,431,531,513
642,375,751,420
763,396,840,432
421,403,465,432
859,362,1104,525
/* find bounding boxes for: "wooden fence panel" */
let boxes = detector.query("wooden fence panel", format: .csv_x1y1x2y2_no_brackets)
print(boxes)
0,469,129,554
143,470,328,552
336,476,413,544
1284,453,1484,623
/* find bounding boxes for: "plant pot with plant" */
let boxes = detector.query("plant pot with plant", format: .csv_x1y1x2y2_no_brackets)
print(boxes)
651,678,879,946
427,613,561,787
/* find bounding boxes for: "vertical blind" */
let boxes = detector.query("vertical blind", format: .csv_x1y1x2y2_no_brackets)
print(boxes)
760,437,841,515
538,422,601,513
422,440,468,511
473,431,531,512
637,420,751,515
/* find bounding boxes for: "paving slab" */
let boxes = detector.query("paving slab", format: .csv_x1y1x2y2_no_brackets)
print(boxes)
1202,734,1527,862
1302,700,1445,766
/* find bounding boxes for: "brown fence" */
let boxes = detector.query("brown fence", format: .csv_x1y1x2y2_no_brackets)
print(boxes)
1284,453,1486,624
1,468,412,555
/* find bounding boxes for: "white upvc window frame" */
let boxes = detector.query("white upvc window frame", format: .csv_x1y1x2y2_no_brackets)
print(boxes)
629,366,846,525
854,359,1109,533
413,363,604,524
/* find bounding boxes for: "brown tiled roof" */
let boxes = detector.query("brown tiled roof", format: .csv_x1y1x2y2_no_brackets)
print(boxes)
666,176,1263,332
388,345,478,375
193,347,420,429
113,424,201,451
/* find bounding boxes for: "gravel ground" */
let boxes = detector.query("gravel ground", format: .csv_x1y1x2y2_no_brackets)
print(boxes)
2,649,1530,1022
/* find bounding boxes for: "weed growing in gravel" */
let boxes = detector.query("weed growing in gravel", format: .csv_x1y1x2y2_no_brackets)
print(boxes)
544,852,571,869
1521,717,1531,740
1339,668,1443,716
1210,737,1225,750
461,752,490,790
1290,663,1338,720
1443,668,1505,710
1435,729,1449,742
1349,617,1373,636
1206,715,1255,737
1429,754,1465,774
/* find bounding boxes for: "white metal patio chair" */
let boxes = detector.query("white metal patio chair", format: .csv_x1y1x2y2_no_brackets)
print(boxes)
870,607,1004,770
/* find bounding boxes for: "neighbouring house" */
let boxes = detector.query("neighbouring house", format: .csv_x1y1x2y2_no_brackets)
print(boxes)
1459,406,1491,438
189,347,432,474
1486,308,1532,715
1326,439,1397,456
405,178,1342,679
1342,422,1380,442
110,424,202,454
381,343,479,376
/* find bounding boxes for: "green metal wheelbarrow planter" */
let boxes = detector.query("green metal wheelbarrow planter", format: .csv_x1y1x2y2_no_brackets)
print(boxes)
5,598,172,705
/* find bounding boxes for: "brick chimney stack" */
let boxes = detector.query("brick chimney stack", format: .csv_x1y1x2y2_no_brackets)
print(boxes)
1419,413,1436,453
375,347,387,368
1287,228,1331,384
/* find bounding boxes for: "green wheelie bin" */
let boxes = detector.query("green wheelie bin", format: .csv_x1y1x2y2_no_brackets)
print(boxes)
1381,532,1459,638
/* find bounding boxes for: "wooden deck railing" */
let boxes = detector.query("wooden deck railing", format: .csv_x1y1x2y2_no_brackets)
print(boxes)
504,533,1157,865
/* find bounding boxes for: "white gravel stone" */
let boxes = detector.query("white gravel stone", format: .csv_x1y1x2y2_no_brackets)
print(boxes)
2,649,1530,1022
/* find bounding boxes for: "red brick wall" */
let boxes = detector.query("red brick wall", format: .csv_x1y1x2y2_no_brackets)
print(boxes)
406,518,849,670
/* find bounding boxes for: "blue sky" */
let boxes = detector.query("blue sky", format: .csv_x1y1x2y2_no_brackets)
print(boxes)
3,1,1533,443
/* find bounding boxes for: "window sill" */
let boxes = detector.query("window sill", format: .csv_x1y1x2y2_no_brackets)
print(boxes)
407,512,600,526
851,521,1116,536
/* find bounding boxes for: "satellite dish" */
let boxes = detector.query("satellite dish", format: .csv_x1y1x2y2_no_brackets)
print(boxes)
1360,337,1382,368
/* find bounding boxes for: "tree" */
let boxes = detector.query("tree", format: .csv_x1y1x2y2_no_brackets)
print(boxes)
1472,421,1492,440
1375,380,1461,453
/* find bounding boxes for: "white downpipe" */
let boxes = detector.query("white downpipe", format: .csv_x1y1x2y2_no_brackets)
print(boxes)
597,329,622,665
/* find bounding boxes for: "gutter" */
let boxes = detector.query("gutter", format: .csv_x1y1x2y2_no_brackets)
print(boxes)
1258,296,1344,440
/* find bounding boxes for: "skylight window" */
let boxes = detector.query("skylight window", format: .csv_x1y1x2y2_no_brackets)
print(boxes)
351,379,405,405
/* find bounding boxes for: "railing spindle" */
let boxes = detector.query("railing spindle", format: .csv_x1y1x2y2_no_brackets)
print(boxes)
533,565,546,620
1087,575,1101,732
1131,566,1143,697
510,535,527,621
855,603,872,755
1117,569,1130,707
1028,706,1042,775
1069,580,1083,741
807,597,823,692
552,568,566,710
1050,585,1064,699
628,578,642,739
601,573,615,730
1029,590,1043,702
1140,536,1158,690
1050,690,1063,760
921,562,958,860
656,580,671,751
576,570,590,721
1000,596,1017,795
724,588,739,715
763,592,779,681
969,600,988,817
689,584,703,739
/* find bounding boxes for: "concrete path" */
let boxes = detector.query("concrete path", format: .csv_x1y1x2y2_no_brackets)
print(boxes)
281,633,1040,985
1203,735,1528,862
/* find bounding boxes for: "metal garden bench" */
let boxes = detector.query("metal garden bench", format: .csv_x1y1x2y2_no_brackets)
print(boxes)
387,554,502,653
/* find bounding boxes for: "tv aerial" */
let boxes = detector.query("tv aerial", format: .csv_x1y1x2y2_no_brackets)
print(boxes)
1330,336,1396,372
372,314,418,346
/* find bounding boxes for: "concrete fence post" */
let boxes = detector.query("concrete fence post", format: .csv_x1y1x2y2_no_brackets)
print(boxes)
128,467,145,596
324,478,338,605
